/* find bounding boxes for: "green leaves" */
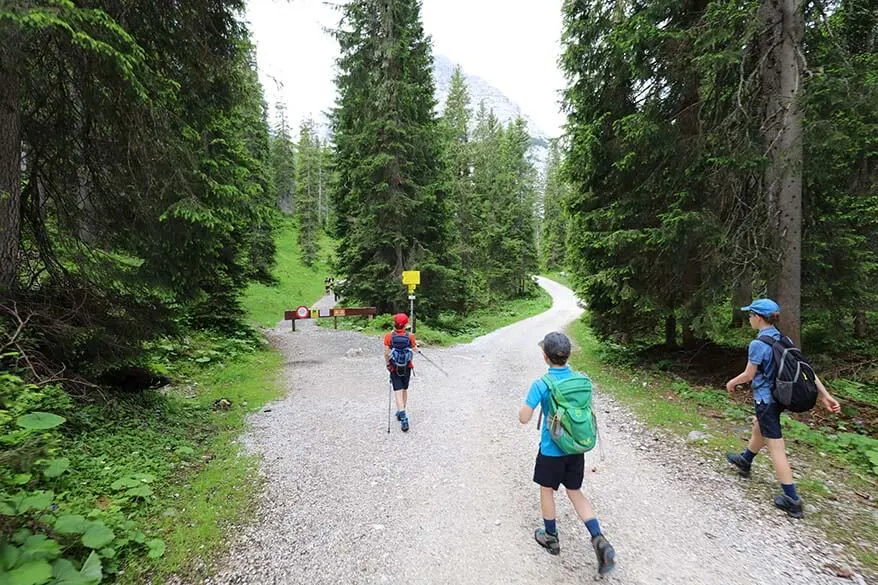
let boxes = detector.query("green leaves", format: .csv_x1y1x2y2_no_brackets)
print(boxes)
16,413,65,431
81,523,114,550
3,559,52,585
43,459,70,479
53,515,88,536
145,539,165,559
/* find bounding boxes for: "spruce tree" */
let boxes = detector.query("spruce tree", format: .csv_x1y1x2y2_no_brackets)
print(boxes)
541,140,570,272
331,0,461,314
295,118,321,266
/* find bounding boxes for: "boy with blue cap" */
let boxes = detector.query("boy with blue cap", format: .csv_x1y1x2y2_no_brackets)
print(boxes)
725,299,840,518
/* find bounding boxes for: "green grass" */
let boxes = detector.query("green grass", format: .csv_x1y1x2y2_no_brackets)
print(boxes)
566,316,878,576
242,219,335,327
321,287,553,346
119,346,284,583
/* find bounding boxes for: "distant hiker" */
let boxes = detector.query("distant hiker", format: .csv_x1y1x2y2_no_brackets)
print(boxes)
725,299,841,518
385,313,416,432
518,332,616,576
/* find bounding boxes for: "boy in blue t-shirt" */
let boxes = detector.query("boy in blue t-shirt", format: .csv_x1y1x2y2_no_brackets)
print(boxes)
519,332,616,576
725,299,841,518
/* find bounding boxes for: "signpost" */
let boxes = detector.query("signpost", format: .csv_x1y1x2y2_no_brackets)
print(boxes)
402,270,420,333
284,306,376,331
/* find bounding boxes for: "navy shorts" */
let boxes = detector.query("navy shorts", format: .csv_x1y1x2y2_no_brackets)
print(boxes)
389,368,411,391
755,400,785,439
533,451,584,491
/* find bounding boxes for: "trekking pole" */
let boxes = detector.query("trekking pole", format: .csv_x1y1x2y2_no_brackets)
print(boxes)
387,380,392,434
415,350,449,377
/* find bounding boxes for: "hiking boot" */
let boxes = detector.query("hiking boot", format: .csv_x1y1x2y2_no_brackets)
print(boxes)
774,494,804,519
533,529,560,555
726,453,751,477
592,534,616,575
395,410,403,421
400,414,409,432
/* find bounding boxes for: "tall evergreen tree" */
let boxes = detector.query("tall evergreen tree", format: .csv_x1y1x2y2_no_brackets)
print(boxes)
1,0,276,381
271,102,297,215
440,65,480,309
541,140,570,272
331,0,461,314
295,118,321,266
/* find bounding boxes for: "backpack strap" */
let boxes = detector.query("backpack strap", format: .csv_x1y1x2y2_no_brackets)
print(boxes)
757,335,776,347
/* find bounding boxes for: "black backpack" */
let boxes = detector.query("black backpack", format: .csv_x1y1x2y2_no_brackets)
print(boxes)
757,335,819,412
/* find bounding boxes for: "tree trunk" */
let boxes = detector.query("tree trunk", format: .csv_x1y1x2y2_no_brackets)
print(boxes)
665,314,678,348
731,274,753,327
854,310,867,338
760,0,804,345
0,30,22,289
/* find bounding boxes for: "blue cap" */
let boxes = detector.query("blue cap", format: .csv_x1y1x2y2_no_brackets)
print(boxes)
741,298,780,317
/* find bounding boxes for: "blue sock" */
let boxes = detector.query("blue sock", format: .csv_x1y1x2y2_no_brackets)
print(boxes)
741,449,757,464
584,518,602,538
782,483,799,500
543,518,557,535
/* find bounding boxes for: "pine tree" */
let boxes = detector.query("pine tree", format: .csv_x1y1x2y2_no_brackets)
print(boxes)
271,102,297,215
440,65,480,309
331,0,461,314
295,118,321,266
541,140,570,272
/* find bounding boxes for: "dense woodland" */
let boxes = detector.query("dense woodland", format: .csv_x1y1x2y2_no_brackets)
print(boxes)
1,0,876,582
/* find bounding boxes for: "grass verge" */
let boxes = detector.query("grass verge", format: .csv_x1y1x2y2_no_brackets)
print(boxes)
566,317,878,576
117,341,283,583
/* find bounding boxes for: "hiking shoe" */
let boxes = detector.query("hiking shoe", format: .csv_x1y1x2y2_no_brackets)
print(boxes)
726,453,752,477
592,535,616,575
400,414,409,432
774,494,804,519
395,411,403,421
533,529,560,555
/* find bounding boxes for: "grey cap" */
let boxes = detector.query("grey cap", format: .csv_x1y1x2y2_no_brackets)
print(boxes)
538,332,571,361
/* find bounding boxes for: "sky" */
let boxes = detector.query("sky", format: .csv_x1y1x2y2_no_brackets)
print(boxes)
244,0,567,137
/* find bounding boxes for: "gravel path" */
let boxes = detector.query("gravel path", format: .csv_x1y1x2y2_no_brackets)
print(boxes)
206,278,868,585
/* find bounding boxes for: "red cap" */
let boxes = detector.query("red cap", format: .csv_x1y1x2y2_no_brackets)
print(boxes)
393,313,409,328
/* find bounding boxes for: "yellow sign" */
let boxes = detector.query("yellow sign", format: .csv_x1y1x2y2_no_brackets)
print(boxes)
402,270,420,285
407,284,417,294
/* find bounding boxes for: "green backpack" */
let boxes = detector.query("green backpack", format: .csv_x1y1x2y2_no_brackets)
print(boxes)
541,373,598,454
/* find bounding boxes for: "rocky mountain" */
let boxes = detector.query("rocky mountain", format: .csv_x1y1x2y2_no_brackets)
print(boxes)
433,54,551,171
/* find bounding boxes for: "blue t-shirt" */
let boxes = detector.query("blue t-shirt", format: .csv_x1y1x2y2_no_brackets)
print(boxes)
525,365,576,457
749,326,781,404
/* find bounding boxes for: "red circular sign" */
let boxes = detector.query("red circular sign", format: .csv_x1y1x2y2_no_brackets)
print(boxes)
295,305,309,319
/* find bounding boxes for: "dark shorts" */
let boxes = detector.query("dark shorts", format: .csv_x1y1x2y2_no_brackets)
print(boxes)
389,368,411,391
533,451,585,491
755,400,785,439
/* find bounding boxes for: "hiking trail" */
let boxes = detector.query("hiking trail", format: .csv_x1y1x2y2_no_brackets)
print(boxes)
203,278,865,585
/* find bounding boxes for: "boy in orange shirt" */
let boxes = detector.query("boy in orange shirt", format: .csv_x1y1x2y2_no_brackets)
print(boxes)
384,313,416,432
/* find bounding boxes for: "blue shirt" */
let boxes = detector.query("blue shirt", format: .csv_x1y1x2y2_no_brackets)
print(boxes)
749,326,781,404
525,365,575,457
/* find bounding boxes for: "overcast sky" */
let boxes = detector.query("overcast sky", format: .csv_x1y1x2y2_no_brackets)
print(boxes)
244,0,567,137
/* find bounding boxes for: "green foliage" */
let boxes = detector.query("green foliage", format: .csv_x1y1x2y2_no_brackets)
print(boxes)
331,0,463,316
540,140,571,272
294,119,326,266
241,220,335,328
2,0,277,384
325,285,552,346
559,0,878,357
